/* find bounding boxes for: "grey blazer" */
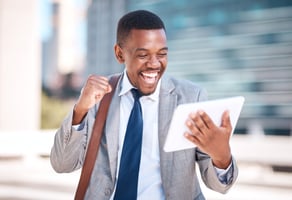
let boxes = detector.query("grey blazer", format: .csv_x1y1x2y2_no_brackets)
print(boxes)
50,73,238,200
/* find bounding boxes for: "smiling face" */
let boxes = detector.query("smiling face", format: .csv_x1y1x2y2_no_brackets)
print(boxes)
115,29,168,95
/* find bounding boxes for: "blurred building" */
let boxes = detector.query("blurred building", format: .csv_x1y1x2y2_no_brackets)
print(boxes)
85,0,126,76
125,0,292,136
0,0,41,131
86,0,292,136
41,0,86,98
40,0,292,135
41,1,59,95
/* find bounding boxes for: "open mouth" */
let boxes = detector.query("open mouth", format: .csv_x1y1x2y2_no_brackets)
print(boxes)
141,71,159,85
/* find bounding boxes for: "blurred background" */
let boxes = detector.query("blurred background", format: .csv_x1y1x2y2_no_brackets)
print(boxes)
0,0,291,199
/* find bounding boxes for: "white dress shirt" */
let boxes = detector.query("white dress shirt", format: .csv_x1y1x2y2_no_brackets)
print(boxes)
110,72,164,200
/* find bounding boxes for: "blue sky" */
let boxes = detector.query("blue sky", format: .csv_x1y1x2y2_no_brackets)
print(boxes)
39,0,52,41
39,0,87,54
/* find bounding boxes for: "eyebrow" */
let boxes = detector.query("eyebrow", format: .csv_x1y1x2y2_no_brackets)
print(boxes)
135,47,168,52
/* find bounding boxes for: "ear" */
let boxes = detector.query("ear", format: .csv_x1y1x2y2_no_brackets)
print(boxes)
114,44,125,64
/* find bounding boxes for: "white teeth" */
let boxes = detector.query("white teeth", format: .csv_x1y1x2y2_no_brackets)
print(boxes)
141,72,158,84
141,72,157,78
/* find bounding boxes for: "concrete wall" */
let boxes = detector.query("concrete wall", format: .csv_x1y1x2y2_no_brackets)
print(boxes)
0,0,41,131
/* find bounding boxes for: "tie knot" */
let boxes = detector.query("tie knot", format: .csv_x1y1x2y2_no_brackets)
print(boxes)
131,89,141,100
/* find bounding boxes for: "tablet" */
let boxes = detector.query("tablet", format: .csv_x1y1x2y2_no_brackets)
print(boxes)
163,96,245,152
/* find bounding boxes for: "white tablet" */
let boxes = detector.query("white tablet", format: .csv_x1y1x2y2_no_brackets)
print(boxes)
163,96,245,152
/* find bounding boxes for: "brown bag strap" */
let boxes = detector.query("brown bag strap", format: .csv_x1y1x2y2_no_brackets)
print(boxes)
74,74,120,200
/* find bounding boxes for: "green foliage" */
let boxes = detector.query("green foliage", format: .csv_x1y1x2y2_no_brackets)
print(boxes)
41,92,75,129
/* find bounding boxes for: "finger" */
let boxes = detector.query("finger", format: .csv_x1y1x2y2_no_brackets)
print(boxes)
221,110,232,130
189,111,210,135
87,75,111,93
197,110,216,129
105,84,112,93
184,132,201,145
95,77,112,94
83,76,108,102
186,118,199,135
88,74,108,84
98,79,112,94
88,74,108,81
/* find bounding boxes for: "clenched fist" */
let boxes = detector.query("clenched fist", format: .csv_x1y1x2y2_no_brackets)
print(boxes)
72,75,112,125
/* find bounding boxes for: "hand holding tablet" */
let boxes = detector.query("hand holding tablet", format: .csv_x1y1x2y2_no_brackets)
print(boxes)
164,96,245,152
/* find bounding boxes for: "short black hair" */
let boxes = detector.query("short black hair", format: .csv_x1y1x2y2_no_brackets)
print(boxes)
116,10,166,47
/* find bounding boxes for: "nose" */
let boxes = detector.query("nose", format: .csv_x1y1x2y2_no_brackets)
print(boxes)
147,55,160,67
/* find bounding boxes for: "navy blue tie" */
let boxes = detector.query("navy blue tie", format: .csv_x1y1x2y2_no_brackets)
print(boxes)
114,89,143,200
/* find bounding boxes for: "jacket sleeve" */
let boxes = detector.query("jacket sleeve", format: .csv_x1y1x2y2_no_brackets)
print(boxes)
193,84,238,193
196,148,239,194
50,105,97,173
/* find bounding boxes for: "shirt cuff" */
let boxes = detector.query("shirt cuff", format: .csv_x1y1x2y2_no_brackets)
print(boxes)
214,162,233,185
72,120,85,131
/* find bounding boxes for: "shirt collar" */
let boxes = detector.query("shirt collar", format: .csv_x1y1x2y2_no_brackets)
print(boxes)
119,70,160,101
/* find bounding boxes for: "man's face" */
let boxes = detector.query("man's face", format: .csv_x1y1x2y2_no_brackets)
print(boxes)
116,29,168,95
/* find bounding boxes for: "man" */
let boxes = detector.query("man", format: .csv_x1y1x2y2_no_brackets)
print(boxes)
50,10,238,200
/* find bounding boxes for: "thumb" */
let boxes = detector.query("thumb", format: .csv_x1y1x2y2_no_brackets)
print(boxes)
106,84,112,94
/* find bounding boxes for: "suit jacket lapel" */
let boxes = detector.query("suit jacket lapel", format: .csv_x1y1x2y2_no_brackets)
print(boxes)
158,75,177,190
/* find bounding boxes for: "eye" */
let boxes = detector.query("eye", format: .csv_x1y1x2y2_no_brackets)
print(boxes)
137,54,148,59
157,52,167,58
